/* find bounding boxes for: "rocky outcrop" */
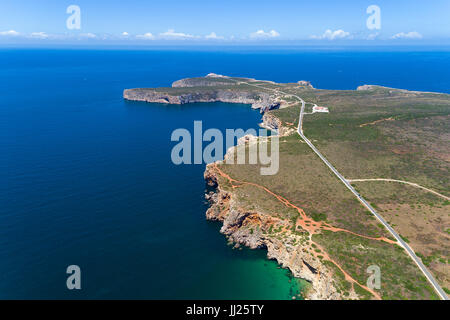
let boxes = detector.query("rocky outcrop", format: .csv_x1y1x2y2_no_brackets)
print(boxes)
356,84,376,91
123,88,280,113
261,112,295,136
297,80,314,89
203,164,344,300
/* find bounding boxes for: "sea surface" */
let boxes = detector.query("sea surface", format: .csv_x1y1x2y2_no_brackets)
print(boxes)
1,47,449,299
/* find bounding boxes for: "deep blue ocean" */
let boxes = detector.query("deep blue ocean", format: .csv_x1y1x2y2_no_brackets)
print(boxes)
1,48,449,299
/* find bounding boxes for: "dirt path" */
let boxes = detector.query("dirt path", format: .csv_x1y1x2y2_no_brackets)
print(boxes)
347,178,450,201
359,117,395,127
212,164,395,244
211,163,388,299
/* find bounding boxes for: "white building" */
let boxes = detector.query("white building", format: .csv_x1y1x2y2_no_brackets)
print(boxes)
312,105,329,113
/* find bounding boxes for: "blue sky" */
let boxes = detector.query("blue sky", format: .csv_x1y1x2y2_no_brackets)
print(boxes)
1,0,449,44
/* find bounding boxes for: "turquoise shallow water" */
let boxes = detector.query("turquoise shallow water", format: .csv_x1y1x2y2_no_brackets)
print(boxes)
1,48,449,299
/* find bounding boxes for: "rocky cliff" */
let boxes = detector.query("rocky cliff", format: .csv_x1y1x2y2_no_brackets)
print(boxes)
204,163,348,300
297,80,314,89
261,112,295,136
123,87,281,113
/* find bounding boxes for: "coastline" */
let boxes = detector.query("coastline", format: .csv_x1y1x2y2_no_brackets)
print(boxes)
204,159,344,300
123,74,449,300
124,80,328,298
122,77,356,300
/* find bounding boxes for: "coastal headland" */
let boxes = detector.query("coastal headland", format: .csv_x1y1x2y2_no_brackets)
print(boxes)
124,74,450,300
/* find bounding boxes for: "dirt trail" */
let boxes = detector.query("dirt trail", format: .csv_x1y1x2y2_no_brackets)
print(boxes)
347,178,450,201
211,163,387,299
213,164,395,244
359,117,395,127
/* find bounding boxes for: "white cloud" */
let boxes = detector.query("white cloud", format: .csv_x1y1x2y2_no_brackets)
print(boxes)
0,30,20,36
391,31,423,39
136,32,155,40
80,33,96,39
250,29,280,39
311,29,351,40
122,32,129,36
205,32,224,40
159,29,197,39
30,32,49,39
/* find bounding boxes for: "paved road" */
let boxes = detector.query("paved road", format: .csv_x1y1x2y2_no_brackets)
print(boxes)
234,78,447,299
293,94,448,300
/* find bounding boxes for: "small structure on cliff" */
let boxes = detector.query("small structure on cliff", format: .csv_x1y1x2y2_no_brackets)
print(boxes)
312,105,329,113
297,80,314,88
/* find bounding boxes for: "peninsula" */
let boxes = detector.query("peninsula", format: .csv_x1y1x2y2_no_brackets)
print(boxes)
124,74,450,300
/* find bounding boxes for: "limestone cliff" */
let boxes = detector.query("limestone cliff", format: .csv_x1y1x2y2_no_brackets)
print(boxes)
297,80,314,89
204,164,348,300
261,112,295,136
123,88,281,113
